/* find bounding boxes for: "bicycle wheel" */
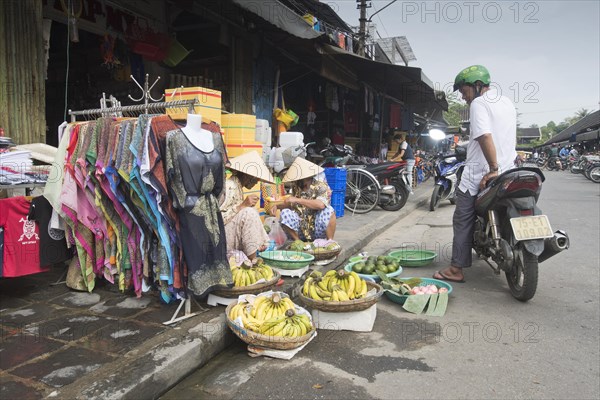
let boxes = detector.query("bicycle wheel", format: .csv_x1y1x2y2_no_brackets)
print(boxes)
344,168,379,214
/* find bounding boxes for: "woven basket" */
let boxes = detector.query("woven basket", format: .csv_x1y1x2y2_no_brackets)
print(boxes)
283,243,342,262
306,246,342,261
225,302,316,350
212,270,281,298
298,281,383,312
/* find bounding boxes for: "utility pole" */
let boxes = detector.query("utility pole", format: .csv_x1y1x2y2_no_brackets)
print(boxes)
357,0,371,57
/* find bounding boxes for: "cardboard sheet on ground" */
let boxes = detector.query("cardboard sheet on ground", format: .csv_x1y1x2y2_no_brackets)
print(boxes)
246,331,317,360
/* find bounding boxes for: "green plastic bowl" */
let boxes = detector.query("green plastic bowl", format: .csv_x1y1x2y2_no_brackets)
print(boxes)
349,255,366,263
388,249,437,267
259,250,314,270
344,261,403,282
384,277,453,305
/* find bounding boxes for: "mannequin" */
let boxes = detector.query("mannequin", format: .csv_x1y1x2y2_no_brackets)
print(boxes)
181,114,214,152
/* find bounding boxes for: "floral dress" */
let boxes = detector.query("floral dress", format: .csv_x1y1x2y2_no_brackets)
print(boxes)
280,179,335,241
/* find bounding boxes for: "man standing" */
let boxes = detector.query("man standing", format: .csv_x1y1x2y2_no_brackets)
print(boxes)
433,65,517,283
390,133,416,193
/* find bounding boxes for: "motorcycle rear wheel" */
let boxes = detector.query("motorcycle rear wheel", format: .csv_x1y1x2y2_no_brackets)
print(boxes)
429,185,442,211
589,166,600,183
570,164,579,174
505,250,538,302
344,168,379,214
380,181,409,211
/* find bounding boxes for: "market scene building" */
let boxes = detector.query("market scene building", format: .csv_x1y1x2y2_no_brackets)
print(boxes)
1,1,598,399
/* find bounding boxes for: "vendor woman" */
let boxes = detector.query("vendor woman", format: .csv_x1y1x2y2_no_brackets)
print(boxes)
269,158,336,241
220,151,274,260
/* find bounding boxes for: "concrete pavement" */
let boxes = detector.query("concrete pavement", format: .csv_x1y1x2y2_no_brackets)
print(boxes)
160,170,599,400
0,181,432,400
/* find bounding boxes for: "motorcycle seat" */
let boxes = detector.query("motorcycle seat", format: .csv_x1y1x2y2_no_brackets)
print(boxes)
364,161,406,174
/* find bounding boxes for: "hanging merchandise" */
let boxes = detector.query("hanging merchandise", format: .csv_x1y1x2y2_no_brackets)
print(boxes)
46,96,232,303
100,34,121,69
27,196,72,267
338,33,345,49
389,103,401,129
0,197,50,278
325,83,339,112
273,90,299,129
346,35,353,52
163,38,192,67
127,19,170,62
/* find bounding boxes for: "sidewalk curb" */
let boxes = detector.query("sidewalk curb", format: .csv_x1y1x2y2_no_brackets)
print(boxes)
51,309,235,400
50,188,431,400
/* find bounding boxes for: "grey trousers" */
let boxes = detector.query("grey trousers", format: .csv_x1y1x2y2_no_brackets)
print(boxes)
451,188,477,268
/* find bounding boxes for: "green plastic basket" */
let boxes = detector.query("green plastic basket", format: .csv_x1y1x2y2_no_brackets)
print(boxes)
163,39,192,67
259,250,314,270
344,261,402,282
384,277,453,305
388,249,437,267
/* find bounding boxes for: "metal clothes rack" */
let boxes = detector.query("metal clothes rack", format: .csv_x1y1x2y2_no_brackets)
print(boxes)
69,73,197,122
67,75,204,324
68,99,198,122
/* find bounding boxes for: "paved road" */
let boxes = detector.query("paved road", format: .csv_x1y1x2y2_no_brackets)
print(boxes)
162,171,599,400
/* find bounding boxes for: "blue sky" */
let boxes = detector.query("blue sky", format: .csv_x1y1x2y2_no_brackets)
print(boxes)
325,0,600,127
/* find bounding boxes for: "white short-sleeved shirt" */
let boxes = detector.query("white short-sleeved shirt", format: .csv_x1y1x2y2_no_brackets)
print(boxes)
459,90,517,195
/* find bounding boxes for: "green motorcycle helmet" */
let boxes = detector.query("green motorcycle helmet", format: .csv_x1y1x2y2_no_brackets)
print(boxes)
453,65,491,91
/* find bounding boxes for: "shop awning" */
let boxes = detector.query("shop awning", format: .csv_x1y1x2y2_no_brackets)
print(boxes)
576,129,599,142
318,44,448,114
231,0,323,40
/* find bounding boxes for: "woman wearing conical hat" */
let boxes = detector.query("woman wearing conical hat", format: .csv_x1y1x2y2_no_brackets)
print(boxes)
220,152,275,260
269,158,336,241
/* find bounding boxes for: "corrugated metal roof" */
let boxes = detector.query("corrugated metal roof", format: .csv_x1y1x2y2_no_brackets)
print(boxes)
279,0,353,33
231,0,322,40
544,110,600,145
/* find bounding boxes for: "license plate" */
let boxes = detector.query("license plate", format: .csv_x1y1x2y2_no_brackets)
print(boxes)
510,215,553,241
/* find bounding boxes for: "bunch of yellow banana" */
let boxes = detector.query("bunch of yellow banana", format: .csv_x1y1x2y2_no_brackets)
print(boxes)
259,309,313,337
302,269,368,301
227,301,262,332
231,258,274,287
228,293,311,337
251,293,295,322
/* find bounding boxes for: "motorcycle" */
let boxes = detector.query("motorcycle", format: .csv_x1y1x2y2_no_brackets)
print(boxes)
364,161,412,211
430,148,466,211
307,139,359,167
473,167,569,301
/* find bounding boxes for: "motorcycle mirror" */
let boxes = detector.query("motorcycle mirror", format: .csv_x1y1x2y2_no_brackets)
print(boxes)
429,129,446,141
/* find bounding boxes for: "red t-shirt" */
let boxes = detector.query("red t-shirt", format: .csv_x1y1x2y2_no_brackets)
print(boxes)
0,197,49,277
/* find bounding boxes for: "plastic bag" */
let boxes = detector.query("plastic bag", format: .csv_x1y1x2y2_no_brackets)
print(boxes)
264,216,287,247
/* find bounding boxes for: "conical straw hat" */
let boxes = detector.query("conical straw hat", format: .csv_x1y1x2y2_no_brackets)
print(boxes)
229,151,275,183
282,157,324,183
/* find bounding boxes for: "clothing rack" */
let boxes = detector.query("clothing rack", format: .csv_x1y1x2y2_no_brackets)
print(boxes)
68,99,198,122
68,95,204,325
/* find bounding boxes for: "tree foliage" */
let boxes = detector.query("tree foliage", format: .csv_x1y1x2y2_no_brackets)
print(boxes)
443,92,468,127
532,108,596,145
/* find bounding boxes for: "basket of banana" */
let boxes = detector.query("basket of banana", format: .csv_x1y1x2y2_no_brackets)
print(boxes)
298,270,384,312
226,292,316,350
287,239,342,261
212,258,281,298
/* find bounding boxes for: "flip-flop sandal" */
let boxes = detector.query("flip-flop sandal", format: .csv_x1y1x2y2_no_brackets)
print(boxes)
433,270,466,283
